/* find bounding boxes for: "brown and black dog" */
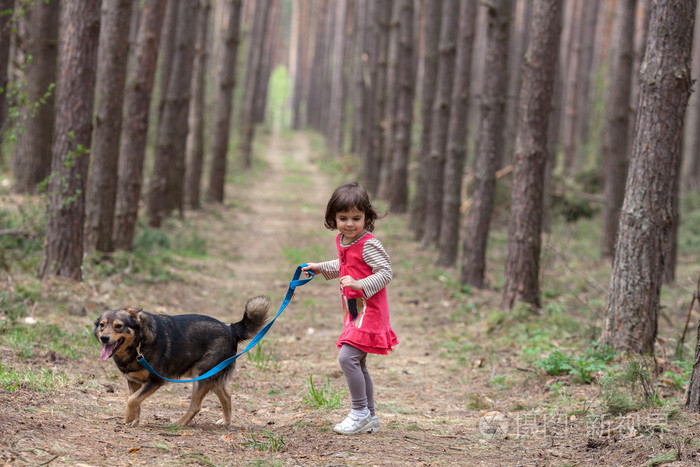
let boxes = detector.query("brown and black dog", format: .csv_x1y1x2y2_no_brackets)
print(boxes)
94,296,270,427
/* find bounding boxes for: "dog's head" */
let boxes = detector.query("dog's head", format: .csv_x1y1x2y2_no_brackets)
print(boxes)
93,308,144,361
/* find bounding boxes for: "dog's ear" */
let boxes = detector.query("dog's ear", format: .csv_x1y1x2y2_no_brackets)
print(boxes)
125,307,143,318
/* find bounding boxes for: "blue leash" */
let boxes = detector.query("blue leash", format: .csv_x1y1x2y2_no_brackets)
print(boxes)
137,264,315,383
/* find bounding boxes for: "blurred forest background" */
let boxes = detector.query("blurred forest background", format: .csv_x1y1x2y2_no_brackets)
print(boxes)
0,0,700,382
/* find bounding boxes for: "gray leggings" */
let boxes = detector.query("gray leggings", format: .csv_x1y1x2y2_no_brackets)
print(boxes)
338,344,375,415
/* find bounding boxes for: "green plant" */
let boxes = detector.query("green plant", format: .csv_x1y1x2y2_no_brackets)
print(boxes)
247,341,278,372
242,429,286,452
0,361,68,392
302,374,345,409
601,357,661,415
536,350,573,376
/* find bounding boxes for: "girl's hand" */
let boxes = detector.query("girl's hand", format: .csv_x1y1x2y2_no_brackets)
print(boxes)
302,263,320,278
340,275,362,291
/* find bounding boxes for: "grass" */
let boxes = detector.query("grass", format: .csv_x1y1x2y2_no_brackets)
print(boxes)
247,341,278,372
0,361,68,392
302,374,345,409
242,428,286,453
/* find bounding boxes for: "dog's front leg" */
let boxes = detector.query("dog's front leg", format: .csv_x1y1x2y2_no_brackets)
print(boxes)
125,380,162,427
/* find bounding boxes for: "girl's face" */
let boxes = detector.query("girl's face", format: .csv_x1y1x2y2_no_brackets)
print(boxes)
336,208,366,244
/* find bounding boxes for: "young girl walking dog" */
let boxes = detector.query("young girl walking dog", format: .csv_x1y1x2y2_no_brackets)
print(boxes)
302,182,399,435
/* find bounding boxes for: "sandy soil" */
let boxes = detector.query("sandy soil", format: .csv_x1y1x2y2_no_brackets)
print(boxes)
1,131,699,466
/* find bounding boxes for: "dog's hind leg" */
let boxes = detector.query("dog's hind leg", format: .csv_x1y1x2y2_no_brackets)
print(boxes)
212,384,232,426
126,380,163,427
176,381,210,426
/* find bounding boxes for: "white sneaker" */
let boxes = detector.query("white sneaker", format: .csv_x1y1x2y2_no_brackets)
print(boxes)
333,412,373,435
369,415,379,432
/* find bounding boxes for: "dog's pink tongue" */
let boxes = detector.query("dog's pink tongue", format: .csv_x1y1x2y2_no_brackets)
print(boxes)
101,343,115,361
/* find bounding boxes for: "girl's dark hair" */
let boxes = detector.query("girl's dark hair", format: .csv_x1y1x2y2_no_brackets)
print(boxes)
324,182,380,232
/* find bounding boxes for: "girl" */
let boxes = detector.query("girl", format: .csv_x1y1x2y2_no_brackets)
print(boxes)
302,182,399,435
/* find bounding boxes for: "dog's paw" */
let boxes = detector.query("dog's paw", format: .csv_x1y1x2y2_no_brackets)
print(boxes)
215,418,231,427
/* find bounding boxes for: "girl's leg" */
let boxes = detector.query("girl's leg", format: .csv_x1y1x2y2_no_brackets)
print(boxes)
338,344,368,412
358,353,375,416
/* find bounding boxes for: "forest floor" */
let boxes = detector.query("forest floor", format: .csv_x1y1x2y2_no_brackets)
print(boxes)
1,130,700,466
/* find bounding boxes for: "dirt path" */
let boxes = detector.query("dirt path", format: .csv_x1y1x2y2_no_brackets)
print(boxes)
2,131,698,466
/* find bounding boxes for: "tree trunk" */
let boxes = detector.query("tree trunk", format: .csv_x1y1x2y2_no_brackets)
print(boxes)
84,0,132,255
600,0,637,258
0,0,13,146
185,0,211,210
501,0,562,310
38,0,100,281
409,0,441,241
421,0,459,248
351,0,368,157
207,0,243,204
602,0,694,354
460,0,512,288
239,0,271,169
436,0,477,267
147,0,197,227
114,0,166,251
328,0,348,156
156,0,178,123
560,0,583,174
683,3,700,191
387,0,415,213
12,0,59,194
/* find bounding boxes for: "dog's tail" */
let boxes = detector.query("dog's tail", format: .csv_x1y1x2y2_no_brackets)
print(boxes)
231,295,271,341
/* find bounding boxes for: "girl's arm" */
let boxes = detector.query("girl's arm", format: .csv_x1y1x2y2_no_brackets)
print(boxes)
302,260,340,279
356,239,392,298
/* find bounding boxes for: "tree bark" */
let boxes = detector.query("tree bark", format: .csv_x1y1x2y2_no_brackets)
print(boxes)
85,0,133,255
437,0,477,267
38,0,100,281
409,0,441,241
421,0,459,248
12,0,59,194
328,0,348,156
114,0,166,251
501,0,562,310
0,0,13,146
207,0,243,204
602,0,694,354
387,0,415,213
460,0,512,288
147,0,197,227
600,0,637,258
185,0,211,210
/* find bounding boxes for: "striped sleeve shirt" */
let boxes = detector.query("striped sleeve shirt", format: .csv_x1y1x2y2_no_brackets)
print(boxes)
318,237,392,299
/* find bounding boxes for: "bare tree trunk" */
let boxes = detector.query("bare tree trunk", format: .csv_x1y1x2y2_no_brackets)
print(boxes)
328,0,348,156
460,0,512,288
600,0,637,259
207,0,243,204
185,0,211,210
147,0,197,227
12,0,59,194
502,0,562,310
387,0,415,213
560,0,583,175
602,0,694,354
39,0,100,281
114,0,166,251
0,0,13,148
351,0,369,157
410,0,441,241
239,0,271,169
378,0,400,198
421,0,459,248
85,0,132,255
437,0,477,267
683,3,700,191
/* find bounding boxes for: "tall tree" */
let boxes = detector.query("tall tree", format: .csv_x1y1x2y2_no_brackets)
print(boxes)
84,0,132,255
207,0,243,204
601,0,695,354
501,0,562,310
350,0,369,157
386,0,415,213
683,3,700,191
38,0,100,281
600,0,638,258
409,0,441,241
12,0,59,194
0,0,13,145
421,0,459,248
147,0,197,227
114,0,166,250
460,0,512,288
328,0,348,156
437,0,477,267
185,0,211,210
238,0,271,169
560,0,583,174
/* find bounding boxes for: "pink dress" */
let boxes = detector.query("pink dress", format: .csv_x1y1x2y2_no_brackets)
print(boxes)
319,232,399,355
